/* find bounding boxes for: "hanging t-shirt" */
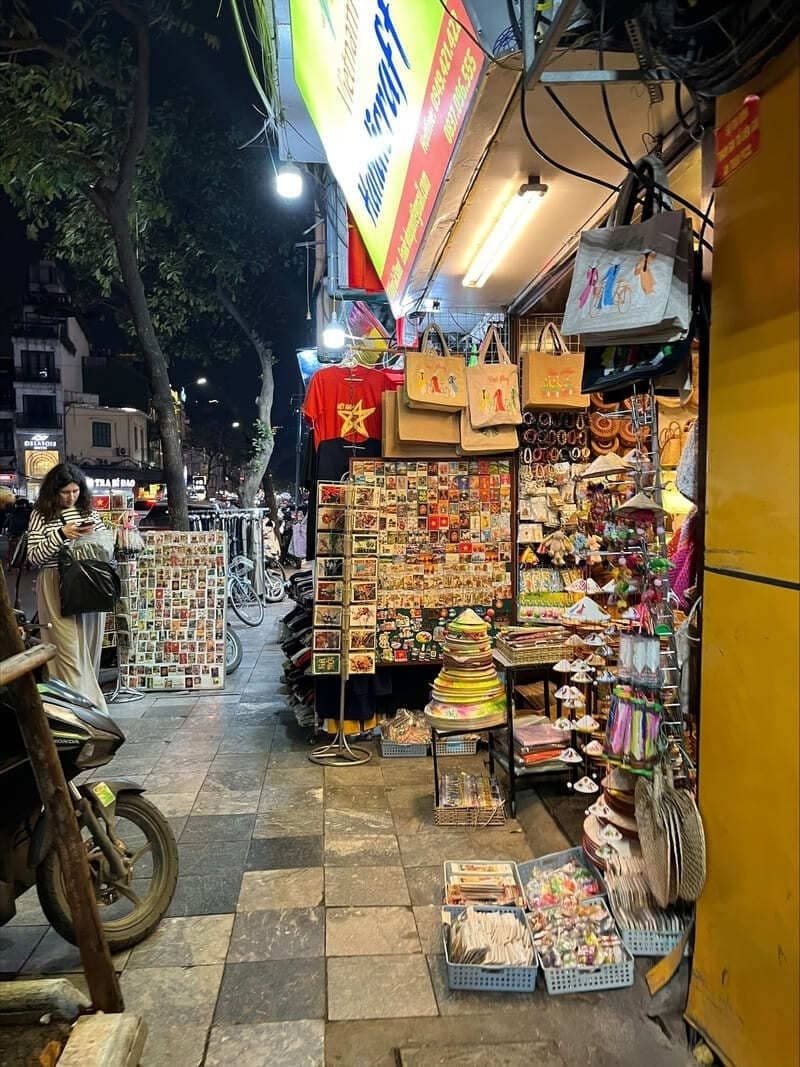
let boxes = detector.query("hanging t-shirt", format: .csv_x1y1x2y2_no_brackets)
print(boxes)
302,366,393,561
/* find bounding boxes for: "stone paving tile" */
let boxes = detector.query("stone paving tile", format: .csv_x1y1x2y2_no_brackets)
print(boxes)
202,763,266,793
324,763,384,786
258,783,323,812
227,907,325,962
263,766,324,787
127,915,233,968
267,750,319,770
165,873,242,917
142,791,200,818
205,1020,324,1067
326,906,420,956
144,766,209,794
216,730,274,755
179,813,256,843
398,831,532,868
214,958,326,1023
324,866,411,907
237,867,324,911
191,788,261,815
252,806,324,839
326,784,391,812
327,955,438,1020
22,928,130,975
325,807,395,836
413,906,445,956
177,839,250,877
121,963,223,1028
0,926,46,974
324,833,401,867
139,1024,209,1067
245,834,323,871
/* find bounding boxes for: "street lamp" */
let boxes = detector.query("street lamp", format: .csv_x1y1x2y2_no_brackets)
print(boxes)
208,398,220,405
196,377,208,386
276,158,303,200
232,421,240,428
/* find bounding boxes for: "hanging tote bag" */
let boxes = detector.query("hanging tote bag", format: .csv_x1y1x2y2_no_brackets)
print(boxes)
403,323,466,413
458,409,519,455
521,322,589,410
58,545,121,617
465,325,523,429
395,392,460,444
561,156,692,346
382,391,459,459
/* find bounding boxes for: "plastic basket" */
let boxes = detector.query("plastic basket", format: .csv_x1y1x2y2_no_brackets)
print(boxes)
380,740,430,758
434,737,478,757
442,906,538,992
443,860,525,909
619,926,687,957
518,847,606,910
533,900,634,995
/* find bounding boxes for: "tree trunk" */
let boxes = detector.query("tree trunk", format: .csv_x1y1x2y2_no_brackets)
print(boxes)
107,206,189,530
216,287,275,511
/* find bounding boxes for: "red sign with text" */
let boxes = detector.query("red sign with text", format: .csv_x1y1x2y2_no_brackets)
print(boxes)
715,95,760,187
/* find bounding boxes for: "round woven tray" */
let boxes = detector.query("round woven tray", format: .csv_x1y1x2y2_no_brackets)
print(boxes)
635,774,672,908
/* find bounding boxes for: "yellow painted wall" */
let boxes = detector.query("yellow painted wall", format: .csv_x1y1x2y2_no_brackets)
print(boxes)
686,42,800,1067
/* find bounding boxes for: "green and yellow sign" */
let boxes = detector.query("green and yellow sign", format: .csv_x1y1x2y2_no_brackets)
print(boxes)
290,0,483,314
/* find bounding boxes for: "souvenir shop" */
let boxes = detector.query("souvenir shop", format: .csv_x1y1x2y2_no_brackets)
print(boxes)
275,3,798,1053
277,146,709,999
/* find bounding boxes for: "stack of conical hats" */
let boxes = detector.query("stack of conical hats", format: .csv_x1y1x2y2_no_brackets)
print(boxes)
424,609,506,732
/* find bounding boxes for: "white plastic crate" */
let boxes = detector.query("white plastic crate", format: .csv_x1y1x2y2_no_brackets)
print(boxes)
442,906,538,992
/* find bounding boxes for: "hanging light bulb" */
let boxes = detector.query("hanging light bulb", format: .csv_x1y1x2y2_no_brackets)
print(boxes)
275,158,303,199
322,311,345,350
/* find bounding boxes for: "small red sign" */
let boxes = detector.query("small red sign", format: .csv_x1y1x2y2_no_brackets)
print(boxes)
714,95,760,187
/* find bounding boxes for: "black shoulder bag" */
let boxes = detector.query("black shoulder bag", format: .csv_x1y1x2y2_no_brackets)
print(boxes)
58,545,121,616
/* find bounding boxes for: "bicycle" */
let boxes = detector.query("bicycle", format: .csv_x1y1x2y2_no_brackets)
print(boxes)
227,556,264,627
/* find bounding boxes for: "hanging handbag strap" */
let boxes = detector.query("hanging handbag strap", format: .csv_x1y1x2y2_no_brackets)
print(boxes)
418,322,451,357
535,321,567,355
476,324,512,365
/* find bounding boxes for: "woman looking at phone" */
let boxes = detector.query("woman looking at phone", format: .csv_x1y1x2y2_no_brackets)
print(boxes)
27,463,108,710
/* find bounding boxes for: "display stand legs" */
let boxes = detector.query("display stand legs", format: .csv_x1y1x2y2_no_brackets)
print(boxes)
309,676,371,766
107,602,143,705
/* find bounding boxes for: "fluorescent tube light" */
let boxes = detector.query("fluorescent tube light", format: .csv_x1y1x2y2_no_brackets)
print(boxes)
462,179,548,288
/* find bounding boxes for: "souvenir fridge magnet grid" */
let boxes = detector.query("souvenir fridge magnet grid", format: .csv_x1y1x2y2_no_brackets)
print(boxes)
120,531,226,691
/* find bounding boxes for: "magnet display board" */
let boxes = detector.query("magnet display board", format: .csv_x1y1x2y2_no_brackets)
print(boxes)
349,458,513,664
120,531,227,691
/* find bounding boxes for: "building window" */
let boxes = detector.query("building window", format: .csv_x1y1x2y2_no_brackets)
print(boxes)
0,419,13,453
92,421,112,448
21,349,56,380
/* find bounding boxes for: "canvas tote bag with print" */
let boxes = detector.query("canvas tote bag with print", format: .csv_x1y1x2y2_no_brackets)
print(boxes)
465,325,523,429
403,323,466,413
561,156,692,346
382,391,459,459
521,322,589,410
458,408,519,455
396,392,460,444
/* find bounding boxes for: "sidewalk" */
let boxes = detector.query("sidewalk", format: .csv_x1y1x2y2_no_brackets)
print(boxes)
1,603,693,1065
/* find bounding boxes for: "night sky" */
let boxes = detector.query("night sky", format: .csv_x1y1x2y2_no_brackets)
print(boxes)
0,5,315,486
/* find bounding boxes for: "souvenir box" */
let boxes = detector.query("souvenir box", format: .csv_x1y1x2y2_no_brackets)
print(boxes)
442,905,538,992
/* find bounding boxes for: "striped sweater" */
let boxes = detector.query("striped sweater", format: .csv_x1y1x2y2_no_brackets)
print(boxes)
27,507,106,569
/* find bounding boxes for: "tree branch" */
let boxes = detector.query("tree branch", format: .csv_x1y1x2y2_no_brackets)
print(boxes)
215,281,271,362
0,38,125,92
114,14,149,202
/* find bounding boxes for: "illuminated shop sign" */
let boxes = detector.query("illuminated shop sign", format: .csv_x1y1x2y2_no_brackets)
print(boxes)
91,477,137,489
23,434,58,450
290,0,482,314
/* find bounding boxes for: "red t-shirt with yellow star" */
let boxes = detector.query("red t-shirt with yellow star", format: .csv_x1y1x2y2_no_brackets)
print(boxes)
303,366,389,447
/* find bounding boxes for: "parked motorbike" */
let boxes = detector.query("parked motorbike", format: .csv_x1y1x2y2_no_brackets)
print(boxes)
0,677,178,952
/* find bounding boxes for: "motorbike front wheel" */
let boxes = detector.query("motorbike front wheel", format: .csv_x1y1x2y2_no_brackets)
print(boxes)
37,791,179,952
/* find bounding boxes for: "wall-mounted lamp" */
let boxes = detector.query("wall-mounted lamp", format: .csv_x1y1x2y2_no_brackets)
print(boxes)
462,177,548,289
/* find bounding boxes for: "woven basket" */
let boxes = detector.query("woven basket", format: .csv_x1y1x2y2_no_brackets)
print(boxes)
434,803,506,828
495,639,570,666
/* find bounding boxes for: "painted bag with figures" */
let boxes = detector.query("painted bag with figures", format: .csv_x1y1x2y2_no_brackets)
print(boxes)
561,156,692,346
465,325,523,428
403,323,466,413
